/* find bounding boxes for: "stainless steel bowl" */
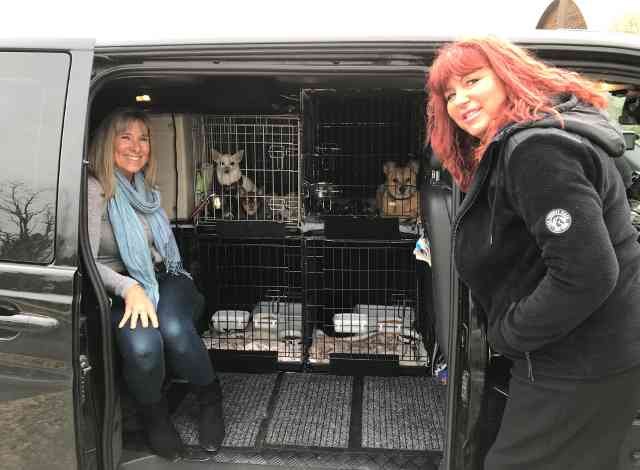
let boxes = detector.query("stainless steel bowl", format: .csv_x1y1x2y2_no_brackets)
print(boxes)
314,182,341,199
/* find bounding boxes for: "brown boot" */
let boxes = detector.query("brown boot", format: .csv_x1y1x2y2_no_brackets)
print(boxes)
137,396,184,461
195,378,226,452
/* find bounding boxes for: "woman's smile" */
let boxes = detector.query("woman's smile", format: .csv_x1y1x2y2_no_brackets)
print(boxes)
445,67,507,138
113,120,150,180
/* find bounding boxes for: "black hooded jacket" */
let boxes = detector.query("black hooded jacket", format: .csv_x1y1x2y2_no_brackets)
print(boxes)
454,95,640,381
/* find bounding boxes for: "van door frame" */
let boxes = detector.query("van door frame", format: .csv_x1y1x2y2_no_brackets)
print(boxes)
86,45,432,469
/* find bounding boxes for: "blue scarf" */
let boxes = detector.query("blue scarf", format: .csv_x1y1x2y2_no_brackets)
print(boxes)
108,171,189,307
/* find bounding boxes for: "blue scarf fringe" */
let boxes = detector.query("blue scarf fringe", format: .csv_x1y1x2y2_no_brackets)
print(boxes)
108,171,190,307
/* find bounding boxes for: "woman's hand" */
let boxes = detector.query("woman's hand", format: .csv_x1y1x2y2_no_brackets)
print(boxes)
120,283,159,329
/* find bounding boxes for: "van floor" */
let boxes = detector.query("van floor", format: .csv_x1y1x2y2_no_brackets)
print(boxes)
122,372,446,470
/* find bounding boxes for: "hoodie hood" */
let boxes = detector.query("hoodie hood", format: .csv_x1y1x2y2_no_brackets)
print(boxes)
498,94,626,158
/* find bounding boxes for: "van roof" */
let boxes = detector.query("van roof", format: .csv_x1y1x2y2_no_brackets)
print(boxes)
91,30,640,49
2,30,638,58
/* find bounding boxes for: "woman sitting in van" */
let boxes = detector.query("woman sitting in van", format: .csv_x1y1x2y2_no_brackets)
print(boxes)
427,37,640,469
87,108,225,461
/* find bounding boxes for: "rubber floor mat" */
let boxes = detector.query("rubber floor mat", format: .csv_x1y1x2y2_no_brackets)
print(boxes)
173,372,278,447
264,373,353,448
207,448,440,470
361,376,446,450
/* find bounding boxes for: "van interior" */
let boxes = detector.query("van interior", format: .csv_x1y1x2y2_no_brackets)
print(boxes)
81,56,640,470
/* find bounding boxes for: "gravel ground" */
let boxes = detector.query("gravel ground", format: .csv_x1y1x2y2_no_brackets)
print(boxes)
0,390,76,470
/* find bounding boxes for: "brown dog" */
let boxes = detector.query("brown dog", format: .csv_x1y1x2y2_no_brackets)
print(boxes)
376,160,420,221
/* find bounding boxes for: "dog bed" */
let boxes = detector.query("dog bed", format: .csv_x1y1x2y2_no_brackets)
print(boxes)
202,327,303,362
308,328,428,366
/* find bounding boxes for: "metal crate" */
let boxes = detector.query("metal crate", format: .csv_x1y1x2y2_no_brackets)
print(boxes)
193,115,301,227
199,236,304,363
302,90,425,226
305,237,429,367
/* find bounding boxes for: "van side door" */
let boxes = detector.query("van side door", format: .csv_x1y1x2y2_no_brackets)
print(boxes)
439,187,489,470
0,41,93,470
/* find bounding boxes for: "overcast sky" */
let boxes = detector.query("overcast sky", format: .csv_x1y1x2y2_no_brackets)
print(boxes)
1,0,638,44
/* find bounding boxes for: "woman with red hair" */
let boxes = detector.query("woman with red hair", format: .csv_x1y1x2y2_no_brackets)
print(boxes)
427,36,640,469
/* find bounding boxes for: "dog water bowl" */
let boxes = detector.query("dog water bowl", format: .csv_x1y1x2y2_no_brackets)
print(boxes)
353,304,415,331
252,312,279,331
314,182,342,199
252,312,303,334
333,313,373,335
253,301,303,316
377,318,405,333
211,310,250,333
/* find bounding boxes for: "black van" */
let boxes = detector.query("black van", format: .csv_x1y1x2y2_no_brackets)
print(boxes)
1,32,639,470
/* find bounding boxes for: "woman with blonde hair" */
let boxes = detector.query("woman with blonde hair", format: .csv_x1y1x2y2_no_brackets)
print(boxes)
427,37,640,469
88,108,225,460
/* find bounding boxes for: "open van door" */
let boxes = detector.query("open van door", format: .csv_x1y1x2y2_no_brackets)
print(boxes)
434,186,488,470
421,158,488,470
0,40,94,470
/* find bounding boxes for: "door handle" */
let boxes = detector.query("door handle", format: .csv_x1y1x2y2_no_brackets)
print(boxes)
0,313,59,334
0,300,59,335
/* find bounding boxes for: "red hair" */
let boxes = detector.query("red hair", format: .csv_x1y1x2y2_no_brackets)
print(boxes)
427,36,607,190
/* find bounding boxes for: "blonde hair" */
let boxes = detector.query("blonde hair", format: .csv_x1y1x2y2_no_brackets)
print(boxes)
88,108,156,199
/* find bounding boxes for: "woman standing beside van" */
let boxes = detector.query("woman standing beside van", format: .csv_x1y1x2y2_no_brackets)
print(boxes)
427,37,640,469
87,109,225,461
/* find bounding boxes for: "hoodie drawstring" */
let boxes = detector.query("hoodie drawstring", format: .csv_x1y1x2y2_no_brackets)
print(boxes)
488,145,504,247
525,352,535,383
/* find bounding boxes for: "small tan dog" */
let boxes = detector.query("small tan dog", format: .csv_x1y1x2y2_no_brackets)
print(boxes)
211,149,256,193
376,160,420,222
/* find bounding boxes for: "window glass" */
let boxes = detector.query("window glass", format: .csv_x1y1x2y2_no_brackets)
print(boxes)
607,88,640,174
0,52,70,263
608,90,640,133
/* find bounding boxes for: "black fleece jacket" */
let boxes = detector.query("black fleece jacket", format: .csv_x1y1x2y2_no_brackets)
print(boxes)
454,95,640,381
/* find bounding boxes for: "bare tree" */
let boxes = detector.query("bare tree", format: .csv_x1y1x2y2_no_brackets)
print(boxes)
0,181,54,262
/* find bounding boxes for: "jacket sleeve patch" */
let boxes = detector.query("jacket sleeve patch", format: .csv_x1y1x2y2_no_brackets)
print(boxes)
544,208,572,234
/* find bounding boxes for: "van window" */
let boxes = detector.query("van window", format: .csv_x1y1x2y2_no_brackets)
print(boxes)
608,90,640,134
0,52,70,263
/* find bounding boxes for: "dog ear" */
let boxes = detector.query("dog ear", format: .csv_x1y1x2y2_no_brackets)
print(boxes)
408,159,420,174
383,161,396,175
233,150,245,162
211,149,221,163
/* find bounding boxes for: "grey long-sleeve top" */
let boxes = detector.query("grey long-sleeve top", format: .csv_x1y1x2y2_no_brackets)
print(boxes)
87,176,163,298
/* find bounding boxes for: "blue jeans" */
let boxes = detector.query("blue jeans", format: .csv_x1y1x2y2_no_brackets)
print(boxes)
111,273,215,404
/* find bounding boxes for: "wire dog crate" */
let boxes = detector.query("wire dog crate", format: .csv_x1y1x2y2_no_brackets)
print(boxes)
193,115,301,227
305,237,429,368
200,236,304,363
302,90,425,230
